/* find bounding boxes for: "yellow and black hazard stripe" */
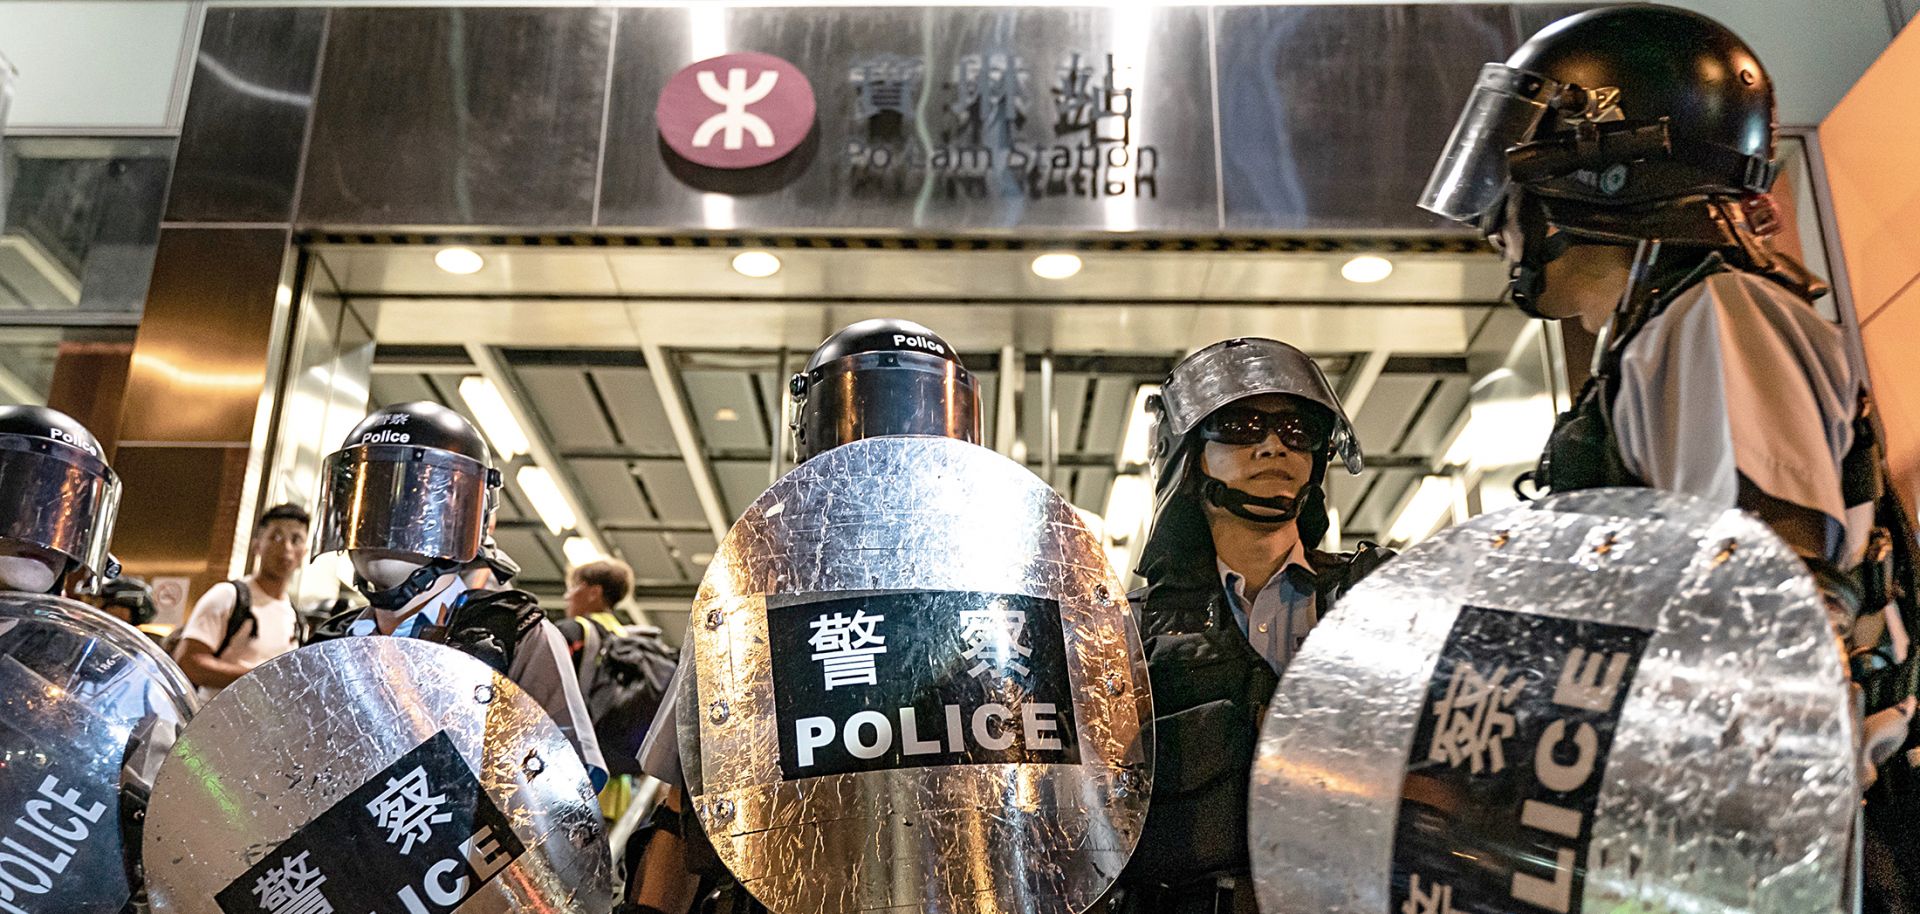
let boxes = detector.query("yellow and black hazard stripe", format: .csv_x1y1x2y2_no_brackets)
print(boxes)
299,230,1490,255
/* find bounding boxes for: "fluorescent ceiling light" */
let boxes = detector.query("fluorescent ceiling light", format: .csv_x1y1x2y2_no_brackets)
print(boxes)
1031,252,1083,280
1118,384,1160,467
516,465,577,535
1441,395,1554,470
1387,475,1455,545
457,376,530,460
714,407,739,422
1340,254,1394,284
1102,473,1153,547
562,536,606,569
434,246,485,275
731,250,781,278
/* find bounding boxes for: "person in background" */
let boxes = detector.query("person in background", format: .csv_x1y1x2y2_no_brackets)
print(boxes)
173,503,308,701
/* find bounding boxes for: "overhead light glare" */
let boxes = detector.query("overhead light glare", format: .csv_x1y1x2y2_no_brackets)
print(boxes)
1031,252,1083,280
434,246,485,275
1118,384,1160,467
563,536,607,569
714,407,740,422
1387,475,1455,544
516,465,577,535
731,250,782,278
1341,254,1394,284
458,376,530,460
1441,395,1554,470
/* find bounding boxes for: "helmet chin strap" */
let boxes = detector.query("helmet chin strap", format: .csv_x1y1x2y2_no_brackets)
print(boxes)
357,558,460,611
1202,477,1303,525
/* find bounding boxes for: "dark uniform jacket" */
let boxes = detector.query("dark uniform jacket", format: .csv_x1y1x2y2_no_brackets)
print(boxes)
1121,542,1392,898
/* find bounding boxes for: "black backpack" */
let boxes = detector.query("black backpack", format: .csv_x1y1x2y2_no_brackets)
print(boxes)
163,579,265,658
572,619,677,778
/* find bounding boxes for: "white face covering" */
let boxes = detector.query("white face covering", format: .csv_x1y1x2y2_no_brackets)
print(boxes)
350,552,429,591
0,553,62,594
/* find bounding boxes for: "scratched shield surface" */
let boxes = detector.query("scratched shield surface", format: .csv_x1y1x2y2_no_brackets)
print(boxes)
1250,488,1855,914
0,593,197,914
143,637,610,914
678,435,1154,914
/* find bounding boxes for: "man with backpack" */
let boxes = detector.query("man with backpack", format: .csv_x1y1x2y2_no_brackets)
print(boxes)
559,558,678,821
173,502,309,700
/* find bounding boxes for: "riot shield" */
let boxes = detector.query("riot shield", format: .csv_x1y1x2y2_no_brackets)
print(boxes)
0,592,195,914
678,435,1153,914
143,637,611,914
1251,488,1856,914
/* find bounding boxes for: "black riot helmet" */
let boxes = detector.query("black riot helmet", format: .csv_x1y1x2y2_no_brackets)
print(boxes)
312,401,502,606
1419,6,1808,312
0,404,121,586
788,319,983,463
1138,339,1362,575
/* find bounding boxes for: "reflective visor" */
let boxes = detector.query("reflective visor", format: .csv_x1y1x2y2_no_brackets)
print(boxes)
793,350,983,461
1418,63,1564,224
312,444,493,564
0,434,119,576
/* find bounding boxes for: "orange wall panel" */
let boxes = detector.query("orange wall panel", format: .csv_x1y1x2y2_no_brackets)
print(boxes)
1862,285,1920,510
1822,22,1920,323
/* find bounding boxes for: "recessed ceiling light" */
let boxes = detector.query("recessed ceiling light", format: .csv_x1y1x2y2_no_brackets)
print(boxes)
1341,254,1394,284
1031,252,1083,280
714,407,739,422
434,246,484,275
731,250,781,278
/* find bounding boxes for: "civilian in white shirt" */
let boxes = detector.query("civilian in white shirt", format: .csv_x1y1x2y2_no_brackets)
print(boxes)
174,503,309,700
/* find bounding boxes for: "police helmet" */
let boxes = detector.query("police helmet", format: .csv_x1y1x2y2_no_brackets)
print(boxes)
311,401,501,567
1421,4,1775,230
788,319,983,463
0,404,120,581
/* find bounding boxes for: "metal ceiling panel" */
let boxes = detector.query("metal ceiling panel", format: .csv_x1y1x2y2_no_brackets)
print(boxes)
1350,375,1433,453
1082,377,1136,456
1398,376,1473,455
515,365,617,448
493,527,562,584
1023,372,1090,458
631,459,707,526
609,530,683,584
683,369,770,452
572,458,654,525
1348,469,1419,537
368,373,435,407
754,370,787,447
592,367,680,457
662,531,719,582
711,460,773,521
1074,467,1115,512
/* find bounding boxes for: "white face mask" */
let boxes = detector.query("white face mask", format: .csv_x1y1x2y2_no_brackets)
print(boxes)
350,552,430,591
0,553,62,594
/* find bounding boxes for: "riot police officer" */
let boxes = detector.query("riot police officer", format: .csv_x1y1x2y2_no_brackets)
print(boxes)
1419,5,1918,909
0,405,195,914
626,318,987,914
309,400,607,785
1109,338,1390,913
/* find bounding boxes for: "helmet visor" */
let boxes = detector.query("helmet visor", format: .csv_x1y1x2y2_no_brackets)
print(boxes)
0,436,119,576
312,444,493,564
792,352,982,462
1419,63,1564,225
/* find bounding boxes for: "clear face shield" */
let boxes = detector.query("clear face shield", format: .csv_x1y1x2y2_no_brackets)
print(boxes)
789,351,984,462
1418,63,1568,226
0,435,120,579
311,444,497,566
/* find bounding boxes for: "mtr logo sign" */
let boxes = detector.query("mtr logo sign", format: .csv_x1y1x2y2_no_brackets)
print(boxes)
656,52,817,170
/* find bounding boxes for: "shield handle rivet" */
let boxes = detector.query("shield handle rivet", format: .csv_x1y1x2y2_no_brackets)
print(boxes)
522,750,545,776
1593,531,1618,555
710,700,731,724
1105,674,1124,696
474,684,495,704
1713,539,1739,566
705,609,724,630
1095,584,1112,605
1491,530,1511,548
712,798,736,821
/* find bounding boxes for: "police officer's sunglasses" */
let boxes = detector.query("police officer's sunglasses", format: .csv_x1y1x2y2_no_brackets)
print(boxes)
1197,406,1327,452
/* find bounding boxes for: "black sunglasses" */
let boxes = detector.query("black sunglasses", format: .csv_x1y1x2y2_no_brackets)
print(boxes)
1198,406,1329,451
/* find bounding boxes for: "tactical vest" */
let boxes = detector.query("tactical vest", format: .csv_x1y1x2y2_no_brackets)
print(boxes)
311,587,546,676
1119,543,1393,898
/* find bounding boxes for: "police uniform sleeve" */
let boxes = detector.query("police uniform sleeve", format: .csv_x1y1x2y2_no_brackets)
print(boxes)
177,582,239,653
507,619,610,790
1613,272,1858,542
